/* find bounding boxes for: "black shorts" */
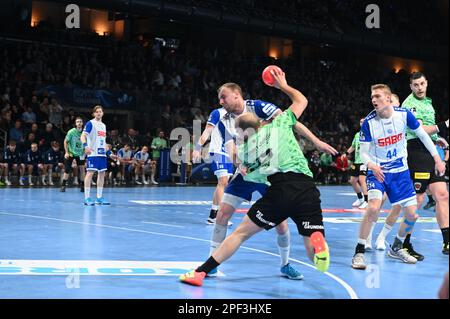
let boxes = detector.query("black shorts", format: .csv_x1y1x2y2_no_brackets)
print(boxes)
247,172,325,237
407,140,446,194
5,163,20,170
349,163,367,177
64,156,86,174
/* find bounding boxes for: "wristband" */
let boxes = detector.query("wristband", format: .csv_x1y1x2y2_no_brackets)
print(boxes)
345,151,349,156
83,143,88,148
194,143,202,152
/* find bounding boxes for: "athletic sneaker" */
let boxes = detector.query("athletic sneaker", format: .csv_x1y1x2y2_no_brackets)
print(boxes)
443,243,449,255
352,198,364,207
5,180,11,186
19,178,25,186
60,185,66,192
135,180,142,185
310,231,330,272
84,198,95,206
95,197,110,205
359,201,368,209
403,243,424,261
352,253,367,270
151,180,159,185
207,267,218,276
423,201,436,210
280,263,304,280
387,247,417,264
179,270,206,286
365,242,373,251
375,237,386,250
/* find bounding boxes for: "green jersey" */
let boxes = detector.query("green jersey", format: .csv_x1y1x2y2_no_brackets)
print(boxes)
151,137,168,158
351,132,362,164
65,128,83,157
402,93,438,141
237,109,313,185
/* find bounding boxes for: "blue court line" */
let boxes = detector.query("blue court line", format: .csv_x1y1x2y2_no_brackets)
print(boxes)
0,210,358,299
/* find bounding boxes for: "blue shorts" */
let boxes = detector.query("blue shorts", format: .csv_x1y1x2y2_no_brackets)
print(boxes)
86,156,107,172
224,173,268,202
366,169,417,206
209,153,234,178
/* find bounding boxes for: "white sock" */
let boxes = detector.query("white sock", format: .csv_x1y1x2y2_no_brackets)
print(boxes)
97,186,103,199
367,222,376,244
211,204,219,211
85,185,91,199
142,174,146,182
358,238,367,246
209,223,227,256
277,232,291,266
378,223,393,241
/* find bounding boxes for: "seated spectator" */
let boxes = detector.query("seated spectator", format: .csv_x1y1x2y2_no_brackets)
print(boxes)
21,106,37,125
22,142,44,186
1,140,22,186
43,141,64,186
9,120,25,144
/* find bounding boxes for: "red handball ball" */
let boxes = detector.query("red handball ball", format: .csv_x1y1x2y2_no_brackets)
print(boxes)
262,65,283,86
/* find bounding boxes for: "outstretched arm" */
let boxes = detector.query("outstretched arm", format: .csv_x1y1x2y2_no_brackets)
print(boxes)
269,69,308,119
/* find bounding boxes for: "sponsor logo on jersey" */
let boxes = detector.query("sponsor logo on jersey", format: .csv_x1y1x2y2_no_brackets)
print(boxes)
377,133,403,147
98,131,106,137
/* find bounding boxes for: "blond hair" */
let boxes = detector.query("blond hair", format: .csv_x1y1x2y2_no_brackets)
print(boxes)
371,84,392,95
217,83,243,97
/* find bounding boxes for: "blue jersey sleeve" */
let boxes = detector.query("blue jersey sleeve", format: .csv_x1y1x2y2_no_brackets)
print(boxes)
83,121,93,134
118,149,124,158
360,119,372,143
207,109,221,126
251,100,279,120
406,109,420,130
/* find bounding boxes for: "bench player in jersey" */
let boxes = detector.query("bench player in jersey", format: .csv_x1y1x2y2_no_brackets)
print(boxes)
351,84,445,269
81,105,110,205
205,83,337,279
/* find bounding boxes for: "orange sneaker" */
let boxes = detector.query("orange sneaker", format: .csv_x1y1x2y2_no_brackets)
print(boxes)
310,231,330,272
179,270,206,286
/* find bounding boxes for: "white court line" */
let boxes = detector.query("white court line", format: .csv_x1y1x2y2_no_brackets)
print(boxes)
0,211,358,299
141,221,185,228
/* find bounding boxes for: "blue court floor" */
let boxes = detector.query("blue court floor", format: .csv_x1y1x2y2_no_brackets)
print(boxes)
0,185,447,299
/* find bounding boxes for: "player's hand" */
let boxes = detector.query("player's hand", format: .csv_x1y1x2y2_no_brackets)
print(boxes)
315,141,339,155
270,68,287,89
368,162,385,182
192,150,202,163
64,152,70,159
435,160,446,177
84,147,92,155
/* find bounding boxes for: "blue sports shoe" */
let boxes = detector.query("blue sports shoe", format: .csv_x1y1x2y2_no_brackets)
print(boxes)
95,197,110,205
206,267,218,277
84,198,95,206
280,263,304,280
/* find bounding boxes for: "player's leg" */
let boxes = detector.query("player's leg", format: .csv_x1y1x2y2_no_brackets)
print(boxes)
352,171,384,269
423,187,436,210
429,181,449,254
134,163,142,184
150,160,158,184
208,174,229,224
275,220,303,280
387,202,419,264
358,169,369,208
375,203,402,250
180,215,263,286
95,157,109,205
350,173,364,207
61,157,73,192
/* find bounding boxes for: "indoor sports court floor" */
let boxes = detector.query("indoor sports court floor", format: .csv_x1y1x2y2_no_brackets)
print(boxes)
0,185,447,299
